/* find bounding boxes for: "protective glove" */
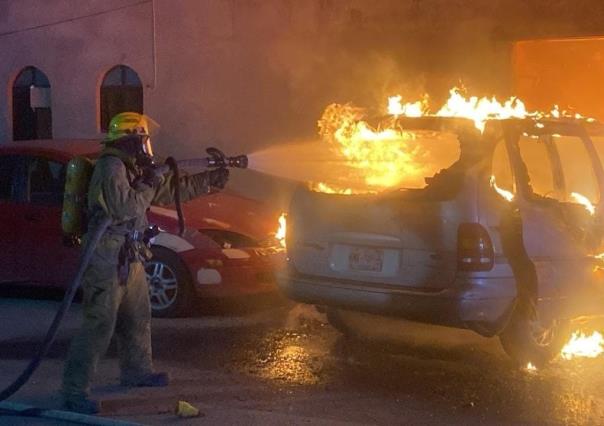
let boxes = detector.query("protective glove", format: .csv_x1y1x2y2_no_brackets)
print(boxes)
140,166,163,188
208,167,229,189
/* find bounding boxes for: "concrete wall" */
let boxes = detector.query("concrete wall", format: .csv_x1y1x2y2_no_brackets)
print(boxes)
1,0,604,206
0,0,154,139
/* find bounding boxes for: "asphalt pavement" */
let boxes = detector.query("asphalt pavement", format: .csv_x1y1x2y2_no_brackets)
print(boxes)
1,289,604,425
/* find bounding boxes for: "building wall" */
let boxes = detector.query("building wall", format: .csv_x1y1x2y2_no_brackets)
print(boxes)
513,37,604,120
0,0,154,140
1,0,604,205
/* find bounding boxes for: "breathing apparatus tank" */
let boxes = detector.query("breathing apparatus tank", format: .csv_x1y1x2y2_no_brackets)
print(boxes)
62,156,95,238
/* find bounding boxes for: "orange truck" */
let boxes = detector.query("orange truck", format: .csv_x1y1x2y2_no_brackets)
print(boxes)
513,36,604,120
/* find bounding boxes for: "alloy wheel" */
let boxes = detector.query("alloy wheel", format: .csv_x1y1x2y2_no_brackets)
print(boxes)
145,261,179,311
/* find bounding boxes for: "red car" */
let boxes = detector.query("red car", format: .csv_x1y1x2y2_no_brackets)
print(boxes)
0,139,285,317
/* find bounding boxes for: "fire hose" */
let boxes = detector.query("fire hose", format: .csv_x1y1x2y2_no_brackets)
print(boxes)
0,148,248,421
0,216,112,404
160,148,248,236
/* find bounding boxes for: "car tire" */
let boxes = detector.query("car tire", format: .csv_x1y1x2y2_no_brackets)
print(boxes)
326,308,352,335
326,308,365,340
499,303,571,367
145,246,195,318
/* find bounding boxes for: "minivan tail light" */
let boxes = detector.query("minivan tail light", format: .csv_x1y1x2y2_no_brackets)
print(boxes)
457,223,494,272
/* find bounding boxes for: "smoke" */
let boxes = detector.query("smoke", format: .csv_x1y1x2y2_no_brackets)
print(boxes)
265,34,430,129
154,0,604,208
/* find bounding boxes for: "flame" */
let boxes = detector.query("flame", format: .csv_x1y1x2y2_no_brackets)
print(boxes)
435,88,528,132
318,103,427,190
525,362,538,372
561,331,604,360
490,176,514,202
309,182,354,195
385,87,592,132
276,213,286,248
570,192,596,215
314,87,595,194
387,88,529,132
388,95,427,117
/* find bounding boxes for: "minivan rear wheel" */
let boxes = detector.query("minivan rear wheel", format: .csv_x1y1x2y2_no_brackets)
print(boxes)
499,304,571,367
326,308,357,337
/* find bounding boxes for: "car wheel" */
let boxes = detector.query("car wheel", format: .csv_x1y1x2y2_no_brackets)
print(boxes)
145,246,194,318
499,303,571,367
326,308,362,339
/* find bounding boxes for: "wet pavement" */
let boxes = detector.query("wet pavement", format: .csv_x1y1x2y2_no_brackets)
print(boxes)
149,299,604,425
1,291,604,424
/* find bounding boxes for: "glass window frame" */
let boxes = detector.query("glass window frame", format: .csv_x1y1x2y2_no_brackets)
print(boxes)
505,130,603,208
0,155,27,203
24,155,66,206
99,65,143,132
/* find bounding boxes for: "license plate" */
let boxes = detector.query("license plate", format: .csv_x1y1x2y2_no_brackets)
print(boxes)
349,247,384,272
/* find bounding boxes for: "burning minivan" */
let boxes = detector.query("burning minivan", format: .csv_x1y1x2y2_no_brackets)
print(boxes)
279,113,604,367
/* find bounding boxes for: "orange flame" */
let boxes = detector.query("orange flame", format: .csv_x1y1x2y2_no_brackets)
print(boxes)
276,213,286,248
561,331,604,360
388,95,427,117
318,103,426,190
388,88,529,132
570,192,596,215
314,87,594,194
309,182,354,195
436,88,528,132
490,176,514,202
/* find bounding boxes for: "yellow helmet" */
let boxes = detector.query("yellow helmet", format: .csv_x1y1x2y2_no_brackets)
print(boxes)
105,112,158,156
105,112,150,142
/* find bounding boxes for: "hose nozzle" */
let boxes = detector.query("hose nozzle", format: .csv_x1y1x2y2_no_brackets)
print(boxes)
206,147,248,169
226,155,248,169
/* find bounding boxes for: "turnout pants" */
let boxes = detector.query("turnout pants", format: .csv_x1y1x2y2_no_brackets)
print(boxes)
62,243,153,400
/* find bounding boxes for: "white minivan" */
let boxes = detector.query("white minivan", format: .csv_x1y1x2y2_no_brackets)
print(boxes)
279,116,604,366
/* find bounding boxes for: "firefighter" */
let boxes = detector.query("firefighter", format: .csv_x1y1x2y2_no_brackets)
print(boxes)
62,112,229,414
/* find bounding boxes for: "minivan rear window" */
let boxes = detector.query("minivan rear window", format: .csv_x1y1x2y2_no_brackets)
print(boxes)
394,130,461,190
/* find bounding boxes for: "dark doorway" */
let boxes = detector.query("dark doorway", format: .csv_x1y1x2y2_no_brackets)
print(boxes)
100,65,143,132
12,67,53,141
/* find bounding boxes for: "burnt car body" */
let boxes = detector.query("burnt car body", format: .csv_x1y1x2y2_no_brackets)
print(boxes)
279,116,604,365
0,139,284,317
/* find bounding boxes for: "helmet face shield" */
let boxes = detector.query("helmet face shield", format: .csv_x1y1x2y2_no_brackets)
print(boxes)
142,135,154,157
144,115,160,139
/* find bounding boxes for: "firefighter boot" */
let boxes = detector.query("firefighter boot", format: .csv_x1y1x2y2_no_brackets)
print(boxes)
121,371,170,387
64,396,101,415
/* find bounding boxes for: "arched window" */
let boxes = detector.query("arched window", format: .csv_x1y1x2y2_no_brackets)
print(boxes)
100,65,143,131
12,66,52,141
